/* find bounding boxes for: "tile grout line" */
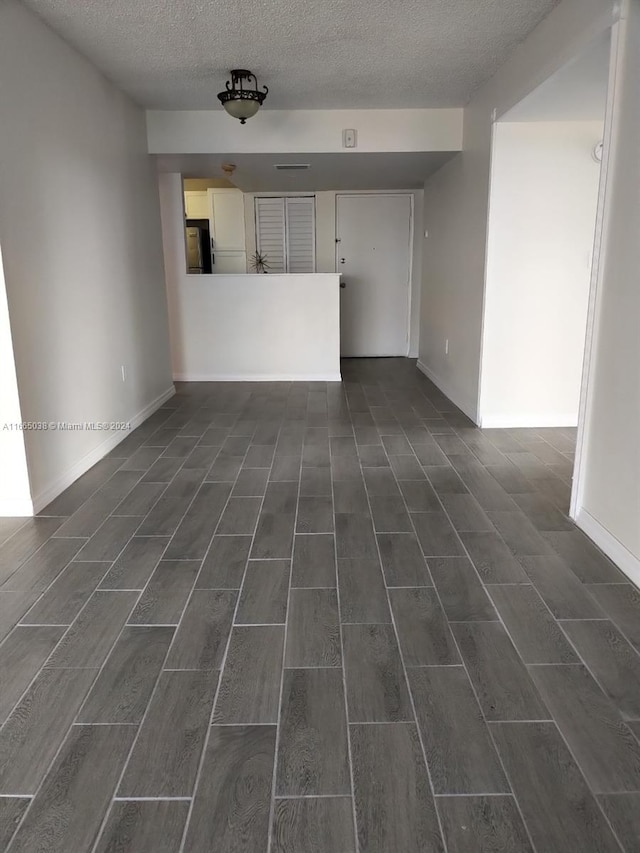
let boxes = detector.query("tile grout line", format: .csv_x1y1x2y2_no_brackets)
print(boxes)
177,412,282,853
389,424,545,853
73,412,212,850
357,401,452,853
119,442,248,631
329,394,362,853
274,793,356,800
265,409,304,853
14,555,119,631
398,395,629,851
110,470,172,520
84,591,199,835
477,537,640,822
86,399,246,852
72,589,173,730
112,796,192,802
549,617,640,819
0,539,94,640
1,580,148,851
0,577,143,745
54,463,150,539
16,430,169,557
58,462,225,733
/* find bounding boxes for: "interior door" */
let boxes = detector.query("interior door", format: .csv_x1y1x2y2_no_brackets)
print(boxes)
336,194,412,356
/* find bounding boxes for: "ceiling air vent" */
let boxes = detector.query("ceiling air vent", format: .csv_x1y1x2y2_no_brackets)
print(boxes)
274,164,310,171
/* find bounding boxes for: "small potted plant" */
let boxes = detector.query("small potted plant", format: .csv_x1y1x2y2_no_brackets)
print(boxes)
250,251,271,273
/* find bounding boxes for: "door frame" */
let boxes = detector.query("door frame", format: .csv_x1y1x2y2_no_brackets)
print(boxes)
335,192,415,357
570,19,619,521
475,24,618,530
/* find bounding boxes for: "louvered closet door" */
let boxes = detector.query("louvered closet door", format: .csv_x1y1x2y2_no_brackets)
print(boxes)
255,196,316,273
285,197,316,273
255,197,286,272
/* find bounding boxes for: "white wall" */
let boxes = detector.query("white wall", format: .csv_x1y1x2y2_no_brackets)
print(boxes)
419,0,615,420
0,247,32,515
0,0,174,512
160,174,340,381
575,0,640,580
417,0,638,581
243,189,423,356
419,158,482,417
148,109,463,154
479,120,604,427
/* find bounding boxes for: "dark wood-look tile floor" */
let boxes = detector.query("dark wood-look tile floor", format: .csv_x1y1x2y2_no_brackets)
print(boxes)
0,358,635,852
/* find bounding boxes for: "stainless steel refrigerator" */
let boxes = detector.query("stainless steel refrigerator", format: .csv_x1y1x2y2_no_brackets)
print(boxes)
185,220,212,274
186,226,204,273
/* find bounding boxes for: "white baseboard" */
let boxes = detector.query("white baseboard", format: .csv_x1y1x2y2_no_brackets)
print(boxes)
173,372,342,382
480,413,578,428
31,385,176,515
575,508,640,587
416,361,478,423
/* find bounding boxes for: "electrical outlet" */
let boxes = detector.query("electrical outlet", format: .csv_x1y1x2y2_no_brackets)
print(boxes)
445,339,449,355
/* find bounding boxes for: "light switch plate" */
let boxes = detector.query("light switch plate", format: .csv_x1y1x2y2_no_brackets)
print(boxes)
343,129,357,148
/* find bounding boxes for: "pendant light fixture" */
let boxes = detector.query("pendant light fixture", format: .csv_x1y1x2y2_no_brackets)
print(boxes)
217,70,268,124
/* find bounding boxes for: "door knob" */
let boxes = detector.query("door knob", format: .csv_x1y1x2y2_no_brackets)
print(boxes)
340,258,346,265
340,281,346,288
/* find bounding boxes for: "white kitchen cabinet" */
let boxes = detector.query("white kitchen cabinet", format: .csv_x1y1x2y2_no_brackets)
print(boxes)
212,251,248,274
208,189,246,252
184,191,209,219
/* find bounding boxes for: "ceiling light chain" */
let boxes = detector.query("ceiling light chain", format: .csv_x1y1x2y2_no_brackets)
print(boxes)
217,69,268,124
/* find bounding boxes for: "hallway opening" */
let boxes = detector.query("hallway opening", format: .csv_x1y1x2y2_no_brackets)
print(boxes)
480,29,611,433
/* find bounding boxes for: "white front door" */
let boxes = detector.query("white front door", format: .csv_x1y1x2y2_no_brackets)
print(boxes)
336,194,412,357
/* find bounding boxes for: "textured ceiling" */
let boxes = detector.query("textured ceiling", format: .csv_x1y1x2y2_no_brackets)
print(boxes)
23,0,560,110
155,151,456,191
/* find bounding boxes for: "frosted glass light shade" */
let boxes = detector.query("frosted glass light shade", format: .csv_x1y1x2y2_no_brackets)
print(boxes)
222,99,261,121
